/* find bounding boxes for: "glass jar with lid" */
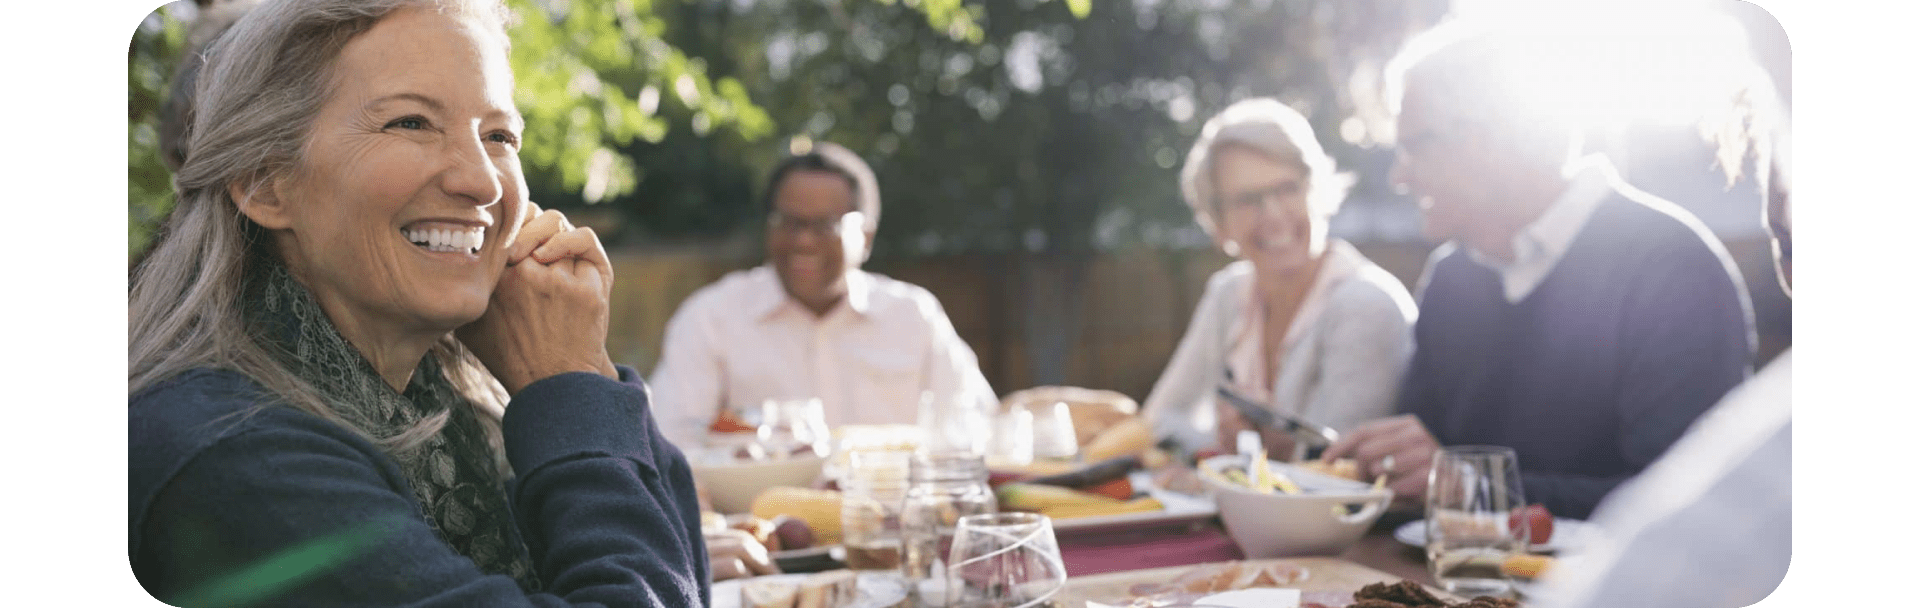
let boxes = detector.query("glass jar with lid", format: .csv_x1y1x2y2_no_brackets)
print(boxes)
900,451,997,607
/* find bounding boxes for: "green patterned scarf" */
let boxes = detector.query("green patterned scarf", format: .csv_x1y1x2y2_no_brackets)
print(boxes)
246,261,541,590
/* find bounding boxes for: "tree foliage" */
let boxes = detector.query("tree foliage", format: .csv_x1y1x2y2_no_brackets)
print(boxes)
128,5,190,262
564,0,1448,256
124,0,1001,261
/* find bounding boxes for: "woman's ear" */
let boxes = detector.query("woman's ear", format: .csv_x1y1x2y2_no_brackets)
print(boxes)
856,227,876,265
230,173,294,230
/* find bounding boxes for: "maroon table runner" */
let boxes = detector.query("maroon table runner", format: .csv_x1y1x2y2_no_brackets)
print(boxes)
1055,522,1245,577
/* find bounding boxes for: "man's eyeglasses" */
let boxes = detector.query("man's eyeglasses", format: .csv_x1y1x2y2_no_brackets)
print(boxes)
769,210,864,238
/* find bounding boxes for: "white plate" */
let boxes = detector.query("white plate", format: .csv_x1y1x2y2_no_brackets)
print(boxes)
1194,587,1302,608
711,572,908,608
1048,469,1220,535
1393,517,1598,554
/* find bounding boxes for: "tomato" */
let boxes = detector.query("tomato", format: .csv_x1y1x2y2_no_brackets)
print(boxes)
1509,504,1554,544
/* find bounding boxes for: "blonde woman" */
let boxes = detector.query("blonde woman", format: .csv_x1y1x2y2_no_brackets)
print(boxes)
1142,98,1417,458
127,0,706,604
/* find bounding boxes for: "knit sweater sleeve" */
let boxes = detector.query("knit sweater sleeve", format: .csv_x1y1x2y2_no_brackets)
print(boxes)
1141,267,1240,452
1520,237,1754,518
131,367,708,607
1299,273,1416,433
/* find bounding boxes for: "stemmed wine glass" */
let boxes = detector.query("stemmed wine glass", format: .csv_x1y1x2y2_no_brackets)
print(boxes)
945,512,1067,608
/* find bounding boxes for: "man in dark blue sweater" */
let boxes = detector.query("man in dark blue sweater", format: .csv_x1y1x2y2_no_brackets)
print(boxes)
1324,22,1755,519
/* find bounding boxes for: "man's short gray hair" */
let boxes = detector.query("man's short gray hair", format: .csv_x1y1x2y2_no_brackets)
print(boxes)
1179,98,1353,239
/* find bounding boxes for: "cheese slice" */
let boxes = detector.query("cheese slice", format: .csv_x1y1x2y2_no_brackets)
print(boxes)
741,577,799,608
795,569,858,608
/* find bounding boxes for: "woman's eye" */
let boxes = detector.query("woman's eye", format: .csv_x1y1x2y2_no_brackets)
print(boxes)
387,116,427,130
487,131,521,147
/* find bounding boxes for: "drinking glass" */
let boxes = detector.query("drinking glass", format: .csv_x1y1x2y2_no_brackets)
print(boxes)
1028,401,1079,463
1425,445,1529,597
902,451,997,607
758,398,829,458
987,405,1035,468
945,512,1067,608
842,449,912,571
919,391,990,457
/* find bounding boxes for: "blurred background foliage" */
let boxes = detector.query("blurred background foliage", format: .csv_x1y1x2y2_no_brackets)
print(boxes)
127,0,1788,386
127,0,1451,262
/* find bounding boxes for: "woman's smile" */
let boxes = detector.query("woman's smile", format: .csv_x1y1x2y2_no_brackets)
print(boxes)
401,222,488,256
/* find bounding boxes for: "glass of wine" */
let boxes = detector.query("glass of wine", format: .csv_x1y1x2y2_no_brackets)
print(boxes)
945,512,1067,608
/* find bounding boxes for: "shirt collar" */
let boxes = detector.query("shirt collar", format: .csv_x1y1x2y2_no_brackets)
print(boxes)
1526,157,1613,261
1467,157,1613,274
751,265,873,322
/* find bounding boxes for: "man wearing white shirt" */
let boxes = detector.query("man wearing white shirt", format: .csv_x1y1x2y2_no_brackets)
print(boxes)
648,141,997,449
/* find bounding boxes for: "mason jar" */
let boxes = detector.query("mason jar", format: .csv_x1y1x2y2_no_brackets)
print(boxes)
900,451,997,607
841,449,912,571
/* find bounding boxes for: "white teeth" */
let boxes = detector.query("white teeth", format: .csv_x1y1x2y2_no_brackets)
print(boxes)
403,226,484,254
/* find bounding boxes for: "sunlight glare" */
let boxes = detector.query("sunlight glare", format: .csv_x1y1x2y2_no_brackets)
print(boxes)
1448,0,1759,132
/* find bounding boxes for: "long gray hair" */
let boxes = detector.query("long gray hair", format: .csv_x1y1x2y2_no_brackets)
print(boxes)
129,0,514,458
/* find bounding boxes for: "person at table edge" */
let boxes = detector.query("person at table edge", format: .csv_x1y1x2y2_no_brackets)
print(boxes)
1323,20,1757,519
647,141,998,449
1141,98,1417,457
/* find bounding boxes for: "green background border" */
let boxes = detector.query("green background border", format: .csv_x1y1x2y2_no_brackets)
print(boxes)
7,0,1873,602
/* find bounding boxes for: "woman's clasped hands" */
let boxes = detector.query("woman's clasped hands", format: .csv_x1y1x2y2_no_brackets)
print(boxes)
458,202,620,395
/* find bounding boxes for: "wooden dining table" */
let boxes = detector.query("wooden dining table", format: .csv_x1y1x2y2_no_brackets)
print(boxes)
1055,509,1430,579
1050,509,1462,606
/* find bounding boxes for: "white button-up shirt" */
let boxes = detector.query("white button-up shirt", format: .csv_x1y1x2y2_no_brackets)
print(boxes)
647,265,998,448
1466,157,1615,303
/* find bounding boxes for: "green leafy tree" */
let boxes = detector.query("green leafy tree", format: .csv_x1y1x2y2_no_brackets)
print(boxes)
646,0,1447,383
126,0,990,260
128,4,190,263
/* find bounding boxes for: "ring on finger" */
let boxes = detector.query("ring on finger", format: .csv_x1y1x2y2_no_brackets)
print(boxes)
1377,455,1397,476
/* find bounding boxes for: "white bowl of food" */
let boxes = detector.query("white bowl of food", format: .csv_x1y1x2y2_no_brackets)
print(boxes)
689,447,828,515
1198,455,1393,558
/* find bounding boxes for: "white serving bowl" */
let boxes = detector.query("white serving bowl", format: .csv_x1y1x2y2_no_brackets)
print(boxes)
689,453,827,514
1199,455,1393,558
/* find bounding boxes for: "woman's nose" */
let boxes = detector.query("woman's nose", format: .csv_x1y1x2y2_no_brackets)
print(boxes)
442,134,504,206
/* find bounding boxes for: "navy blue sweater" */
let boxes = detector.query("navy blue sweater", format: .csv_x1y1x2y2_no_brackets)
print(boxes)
129,366,711,607
1400,187,1755,519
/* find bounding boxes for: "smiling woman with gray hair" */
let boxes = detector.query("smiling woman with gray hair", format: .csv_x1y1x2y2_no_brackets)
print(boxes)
1141,98,1417,459
128,0,706,605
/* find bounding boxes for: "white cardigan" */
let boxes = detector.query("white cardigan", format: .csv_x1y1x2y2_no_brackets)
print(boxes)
1142,240,1417,452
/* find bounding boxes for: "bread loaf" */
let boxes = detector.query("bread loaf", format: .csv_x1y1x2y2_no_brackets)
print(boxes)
1081,417,1154,461
1000,386,1138,446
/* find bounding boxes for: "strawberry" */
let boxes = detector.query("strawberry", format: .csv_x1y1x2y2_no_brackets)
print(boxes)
1509,504,1554,544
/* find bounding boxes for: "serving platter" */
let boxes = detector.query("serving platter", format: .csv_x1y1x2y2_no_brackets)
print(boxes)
1393,517,1600,554
1048,469,1219,535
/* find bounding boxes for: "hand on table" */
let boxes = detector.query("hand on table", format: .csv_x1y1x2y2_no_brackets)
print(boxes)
458,202,620,395
706,528,781,581
1321,414,1441,510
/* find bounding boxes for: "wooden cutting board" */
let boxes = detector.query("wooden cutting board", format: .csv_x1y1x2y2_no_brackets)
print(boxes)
1055,556,1465,606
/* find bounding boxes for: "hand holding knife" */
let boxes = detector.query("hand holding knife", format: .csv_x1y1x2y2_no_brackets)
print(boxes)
1215,371,1340,459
